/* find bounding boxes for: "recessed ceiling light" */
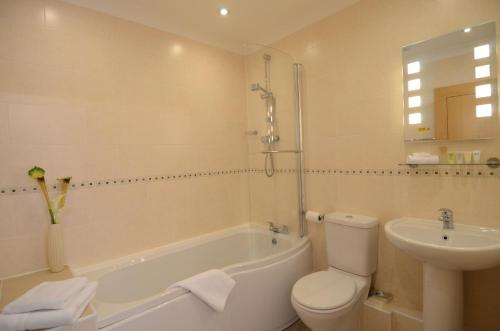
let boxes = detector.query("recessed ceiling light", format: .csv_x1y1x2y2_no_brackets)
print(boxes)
464,27,471,33
219,7,229,16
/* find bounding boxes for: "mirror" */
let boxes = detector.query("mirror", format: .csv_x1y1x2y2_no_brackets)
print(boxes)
403,22,498,142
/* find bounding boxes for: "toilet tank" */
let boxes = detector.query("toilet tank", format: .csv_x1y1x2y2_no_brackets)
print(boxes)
324,212,379,276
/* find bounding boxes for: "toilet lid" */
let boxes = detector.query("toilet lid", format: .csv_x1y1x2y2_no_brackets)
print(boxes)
292,270,356,310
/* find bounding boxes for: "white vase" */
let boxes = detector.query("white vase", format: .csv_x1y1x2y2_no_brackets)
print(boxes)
47,223,65,273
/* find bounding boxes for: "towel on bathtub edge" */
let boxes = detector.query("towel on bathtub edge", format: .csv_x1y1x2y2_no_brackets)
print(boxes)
170,269,236,312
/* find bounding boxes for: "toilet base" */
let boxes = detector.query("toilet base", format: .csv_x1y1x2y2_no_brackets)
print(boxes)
292,296,364,331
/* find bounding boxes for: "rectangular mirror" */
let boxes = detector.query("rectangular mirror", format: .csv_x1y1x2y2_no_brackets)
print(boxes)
403,22,498,142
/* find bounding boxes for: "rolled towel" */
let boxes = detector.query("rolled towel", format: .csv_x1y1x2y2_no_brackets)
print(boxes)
3,277,89,314
406,154,439,164
0,281,97,331
169,270,235,312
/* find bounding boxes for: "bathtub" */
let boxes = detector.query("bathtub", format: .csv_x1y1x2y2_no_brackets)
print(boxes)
75,224,312,331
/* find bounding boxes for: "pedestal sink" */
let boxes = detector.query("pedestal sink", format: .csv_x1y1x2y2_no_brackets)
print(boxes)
385,217,500,331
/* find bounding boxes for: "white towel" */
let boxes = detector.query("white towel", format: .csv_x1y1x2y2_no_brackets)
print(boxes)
0,282,97,331
3,277,89,314
170,270,235,312
406,154,439,164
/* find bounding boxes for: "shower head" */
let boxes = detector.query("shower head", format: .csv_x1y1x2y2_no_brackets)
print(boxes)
250,83,272,98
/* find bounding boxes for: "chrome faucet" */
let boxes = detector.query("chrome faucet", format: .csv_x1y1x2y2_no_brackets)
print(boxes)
438,208,454,230
267,222,289,234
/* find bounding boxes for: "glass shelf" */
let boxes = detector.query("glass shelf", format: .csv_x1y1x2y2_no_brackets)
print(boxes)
261,150,302,154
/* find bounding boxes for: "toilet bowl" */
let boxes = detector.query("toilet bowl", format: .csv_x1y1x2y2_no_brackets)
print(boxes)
291,268,370,331
291,212,378,331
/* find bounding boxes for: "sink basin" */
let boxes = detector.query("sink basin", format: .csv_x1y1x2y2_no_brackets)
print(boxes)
385,217,500,270
385,217,500,331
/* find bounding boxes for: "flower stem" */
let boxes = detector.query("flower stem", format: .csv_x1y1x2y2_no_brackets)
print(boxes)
49,208,57,224
36,177,56,224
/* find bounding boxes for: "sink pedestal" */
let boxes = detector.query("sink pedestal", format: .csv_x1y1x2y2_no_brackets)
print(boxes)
386,218,500,331
423,264,463,331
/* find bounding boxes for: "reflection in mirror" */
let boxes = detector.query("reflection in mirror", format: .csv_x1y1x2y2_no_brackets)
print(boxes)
402,22,498,141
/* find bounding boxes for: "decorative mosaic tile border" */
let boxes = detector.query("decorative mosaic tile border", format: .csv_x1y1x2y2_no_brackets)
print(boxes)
255,167,500,178
303,166,500,178
0,169,252,197
1,166,498,197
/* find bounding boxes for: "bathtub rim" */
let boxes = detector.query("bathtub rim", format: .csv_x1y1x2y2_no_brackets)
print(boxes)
73,223,310,328
74,223,305,277
98,243,311,331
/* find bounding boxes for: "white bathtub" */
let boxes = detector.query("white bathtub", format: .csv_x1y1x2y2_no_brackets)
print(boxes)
76,224,312,331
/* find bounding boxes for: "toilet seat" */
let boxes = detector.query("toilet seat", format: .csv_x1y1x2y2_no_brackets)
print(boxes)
292,270,357,311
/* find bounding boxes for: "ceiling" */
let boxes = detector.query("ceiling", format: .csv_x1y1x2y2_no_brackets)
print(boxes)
62,0,359,54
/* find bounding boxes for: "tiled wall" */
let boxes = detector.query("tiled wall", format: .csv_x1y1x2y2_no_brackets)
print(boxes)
2,0,500,330
0,0,249,278
271,0,500,330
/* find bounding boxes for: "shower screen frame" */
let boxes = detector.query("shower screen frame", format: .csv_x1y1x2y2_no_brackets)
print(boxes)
293,63,307,238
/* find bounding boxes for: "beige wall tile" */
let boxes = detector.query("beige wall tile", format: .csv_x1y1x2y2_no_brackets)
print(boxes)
0,103,9,145
0,235,46,278
464,268,500,331
8,103,86,146
0,0,249,278
361,303,391,331
392,313,422,331
0,0,45,28
269,1,500,330
1,1,499,330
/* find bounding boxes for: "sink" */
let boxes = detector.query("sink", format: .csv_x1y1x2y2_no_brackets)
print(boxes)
385,217,500,331
385,217,500,270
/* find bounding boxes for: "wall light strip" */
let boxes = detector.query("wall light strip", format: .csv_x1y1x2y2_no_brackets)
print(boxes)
475,64,491,79
408,96,422,108
407,61,421,74
408,78,421,91
474,44,490,60
476,104,493,118
408,112,422,125
476,84,492,98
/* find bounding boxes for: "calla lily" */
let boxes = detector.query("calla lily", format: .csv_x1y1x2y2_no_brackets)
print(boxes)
28,166,45,179
28,167,72,225
51,193,67,222
57,177,72,210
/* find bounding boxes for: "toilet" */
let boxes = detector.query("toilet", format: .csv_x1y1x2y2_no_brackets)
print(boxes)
291,212,378,331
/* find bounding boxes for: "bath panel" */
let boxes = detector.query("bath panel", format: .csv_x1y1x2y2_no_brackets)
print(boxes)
76,224,312,331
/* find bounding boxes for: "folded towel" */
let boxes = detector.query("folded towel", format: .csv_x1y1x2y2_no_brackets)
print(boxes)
406,155,439,164
0,282,97,331
3,277,89,314
170,270,235,312
411,152,432,157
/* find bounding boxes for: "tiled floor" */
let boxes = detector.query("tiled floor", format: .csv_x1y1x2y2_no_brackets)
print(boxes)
285,320,311,331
